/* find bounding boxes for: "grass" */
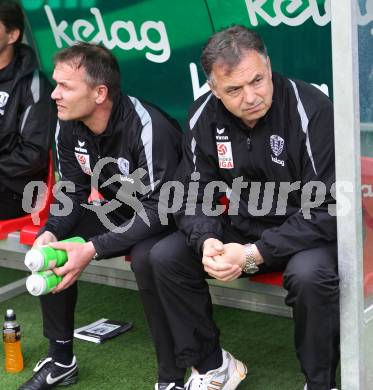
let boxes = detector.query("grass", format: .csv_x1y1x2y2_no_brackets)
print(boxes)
0,267,328,389
0,268,28,287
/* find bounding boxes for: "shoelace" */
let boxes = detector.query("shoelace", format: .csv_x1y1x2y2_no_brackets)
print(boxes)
185,373,205,390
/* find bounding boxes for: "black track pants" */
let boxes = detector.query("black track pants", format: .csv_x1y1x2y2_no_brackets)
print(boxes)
146,230,339,390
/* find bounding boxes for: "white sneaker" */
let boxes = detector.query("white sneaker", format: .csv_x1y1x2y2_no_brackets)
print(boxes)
185,349,247,390
304,385,338,390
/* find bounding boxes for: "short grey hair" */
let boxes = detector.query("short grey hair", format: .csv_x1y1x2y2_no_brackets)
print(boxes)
201,25,268,81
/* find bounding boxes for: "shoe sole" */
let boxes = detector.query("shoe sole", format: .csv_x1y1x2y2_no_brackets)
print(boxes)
222,360,247,390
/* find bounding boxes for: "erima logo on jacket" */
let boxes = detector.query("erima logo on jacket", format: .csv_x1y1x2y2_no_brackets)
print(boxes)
74,140,91,174
216,127,229,141
75,140,87,153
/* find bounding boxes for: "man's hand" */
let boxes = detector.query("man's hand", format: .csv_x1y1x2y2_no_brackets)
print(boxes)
202,242,264,282
33,231,57,248
202,238,225,258
50,241,96,293
217,243,263,266
215,243,246,266
202,238,241,281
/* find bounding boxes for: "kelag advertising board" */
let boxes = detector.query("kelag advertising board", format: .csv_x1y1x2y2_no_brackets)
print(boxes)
21,0,333,127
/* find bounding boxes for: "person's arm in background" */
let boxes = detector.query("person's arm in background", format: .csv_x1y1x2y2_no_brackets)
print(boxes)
0,71,56,180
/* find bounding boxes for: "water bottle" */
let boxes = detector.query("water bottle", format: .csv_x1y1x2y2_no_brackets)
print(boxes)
3,309,23,373
24,236,85,272
26,270,63,296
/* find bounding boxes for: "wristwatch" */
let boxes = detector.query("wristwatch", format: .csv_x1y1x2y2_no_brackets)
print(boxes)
242,244,259,274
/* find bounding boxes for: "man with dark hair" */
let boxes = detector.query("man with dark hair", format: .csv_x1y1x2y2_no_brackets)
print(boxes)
0,0,55,219
18,42,181,390
135,25,338,390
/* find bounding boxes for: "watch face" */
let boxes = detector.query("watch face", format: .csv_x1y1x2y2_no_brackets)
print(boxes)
245,264,259,274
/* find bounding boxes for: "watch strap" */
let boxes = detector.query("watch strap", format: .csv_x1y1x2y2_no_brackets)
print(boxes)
242,244,259,274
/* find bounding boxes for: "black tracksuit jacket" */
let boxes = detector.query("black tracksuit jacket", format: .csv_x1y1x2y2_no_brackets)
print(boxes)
43,94,181,258
0,44,55,195
176,72,336,266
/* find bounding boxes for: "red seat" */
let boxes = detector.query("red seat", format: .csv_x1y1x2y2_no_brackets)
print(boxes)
0,151,55,242
249,271,283,287
19,224,43,246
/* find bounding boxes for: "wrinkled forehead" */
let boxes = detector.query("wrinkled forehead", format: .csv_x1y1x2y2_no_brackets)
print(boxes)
217,49,267,74
210,50,269,83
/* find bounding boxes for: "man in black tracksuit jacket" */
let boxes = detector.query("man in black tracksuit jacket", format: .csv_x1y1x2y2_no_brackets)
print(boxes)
0,2,55,219
19,43,181,390
144,26,339,390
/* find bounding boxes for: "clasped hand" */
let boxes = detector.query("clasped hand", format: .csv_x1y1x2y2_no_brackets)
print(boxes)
202,238,246,282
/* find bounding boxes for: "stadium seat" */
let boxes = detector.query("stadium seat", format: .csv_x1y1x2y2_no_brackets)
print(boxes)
249,271,283,286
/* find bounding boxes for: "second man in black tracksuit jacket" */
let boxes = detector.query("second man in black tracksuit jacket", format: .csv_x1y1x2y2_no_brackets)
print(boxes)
140,26,339,390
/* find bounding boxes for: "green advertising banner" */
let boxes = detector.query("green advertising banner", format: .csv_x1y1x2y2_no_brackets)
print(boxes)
21,0,336,127
207,0,332,95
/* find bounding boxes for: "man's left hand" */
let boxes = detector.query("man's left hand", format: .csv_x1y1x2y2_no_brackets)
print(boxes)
50,241,96,293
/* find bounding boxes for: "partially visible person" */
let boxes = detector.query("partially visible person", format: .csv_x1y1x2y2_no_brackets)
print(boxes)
0,1,55,220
